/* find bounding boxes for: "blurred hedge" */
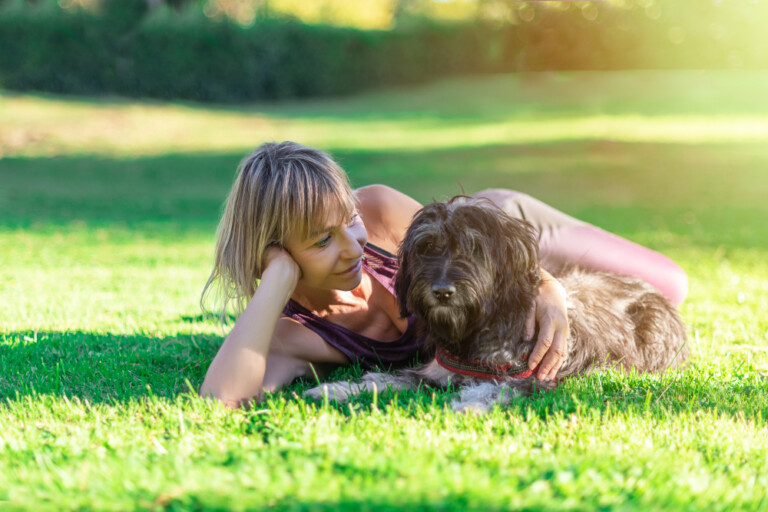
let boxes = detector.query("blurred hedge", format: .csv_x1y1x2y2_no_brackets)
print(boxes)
1,0,765,103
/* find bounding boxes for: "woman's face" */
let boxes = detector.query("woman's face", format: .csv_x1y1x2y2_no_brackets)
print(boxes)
283,207,368,292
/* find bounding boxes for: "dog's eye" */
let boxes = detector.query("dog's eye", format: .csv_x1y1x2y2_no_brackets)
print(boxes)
419,240,439,255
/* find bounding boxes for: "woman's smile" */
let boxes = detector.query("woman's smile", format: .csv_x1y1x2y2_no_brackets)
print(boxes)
335,258,363,276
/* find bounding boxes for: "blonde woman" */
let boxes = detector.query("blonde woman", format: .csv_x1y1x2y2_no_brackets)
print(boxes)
200,141,687,408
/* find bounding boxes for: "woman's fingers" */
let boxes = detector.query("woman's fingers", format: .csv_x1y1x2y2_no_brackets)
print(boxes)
528,313,569,381
536,328,568,381
528,320,554,371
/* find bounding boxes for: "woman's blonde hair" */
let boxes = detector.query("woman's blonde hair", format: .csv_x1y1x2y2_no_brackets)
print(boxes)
201,141,357,317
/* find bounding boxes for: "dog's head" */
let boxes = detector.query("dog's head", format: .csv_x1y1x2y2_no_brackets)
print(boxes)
396,196,541,353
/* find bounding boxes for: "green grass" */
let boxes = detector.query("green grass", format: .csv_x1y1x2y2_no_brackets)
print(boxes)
2,70,768,511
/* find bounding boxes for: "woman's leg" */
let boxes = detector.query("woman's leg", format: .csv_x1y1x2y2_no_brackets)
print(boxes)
473,189,688,306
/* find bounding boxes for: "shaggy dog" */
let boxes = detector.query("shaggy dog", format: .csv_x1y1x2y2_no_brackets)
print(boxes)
304,196,689,412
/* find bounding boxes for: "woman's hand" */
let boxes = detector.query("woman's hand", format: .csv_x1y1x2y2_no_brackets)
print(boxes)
261,245,301,293
525,268,569,381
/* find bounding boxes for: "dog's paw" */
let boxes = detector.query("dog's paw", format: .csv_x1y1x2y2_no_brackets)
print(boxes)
448,382,523,414
303,382,355,402
450,399,492,414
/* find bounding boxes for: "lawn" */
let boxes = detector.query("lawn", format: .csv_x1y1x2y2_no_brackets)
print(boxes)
1,70,768,511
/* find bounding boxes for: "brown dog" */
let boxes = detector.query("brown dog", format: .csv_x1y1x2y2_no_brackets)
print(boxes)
305,196,689,412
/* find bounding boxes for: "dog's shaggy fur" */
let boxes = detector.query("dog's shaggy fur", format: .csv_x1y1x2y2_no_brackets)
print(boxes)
304,196,689,412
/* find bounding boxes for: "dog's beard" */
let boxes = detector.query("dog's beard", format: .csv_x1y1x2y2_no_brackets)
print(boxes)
406,271,488,349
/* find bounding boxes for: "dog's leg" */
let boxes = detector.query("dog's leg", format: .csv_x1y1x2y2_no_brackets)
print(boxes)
303,381,363,402
303,372,420,403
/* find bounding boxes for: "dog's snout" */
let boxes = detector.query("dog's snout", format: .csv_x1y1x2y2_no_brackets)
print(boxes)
431,284,456,301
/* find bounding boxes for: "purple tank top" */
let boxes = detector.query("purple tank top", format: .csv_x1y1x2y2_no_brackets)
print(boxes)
282,244,428,370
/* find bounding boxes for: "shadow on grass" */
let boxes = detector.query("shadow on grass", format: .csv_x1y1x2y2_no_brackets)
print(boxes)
2,141,768,249
6,329,763,422
181,313,236,325
0,330,222,403
154,495,540,512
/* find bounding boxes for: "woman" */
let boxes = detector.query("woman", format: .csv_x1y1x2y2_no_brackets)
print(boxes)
199,141,687,408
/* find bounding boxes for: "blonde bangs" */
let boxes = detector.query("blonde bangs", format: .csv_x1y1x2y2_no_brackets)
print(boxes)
284,165,357,242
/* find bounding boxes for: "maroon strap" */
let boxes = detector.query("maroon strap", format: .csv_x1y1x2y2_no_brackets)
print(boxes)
435,346,538,380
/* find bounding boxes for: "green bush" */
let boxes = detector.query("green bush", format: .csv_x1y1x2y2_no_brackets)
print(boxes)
0,0,764,103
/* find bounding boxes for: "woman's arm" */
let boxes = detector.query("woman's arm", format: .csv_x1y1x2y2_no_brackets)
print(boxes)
199,248,300,408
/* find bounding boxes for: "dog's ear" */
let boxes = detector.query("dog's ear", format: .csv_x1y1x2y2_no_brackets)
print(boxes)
494,211,541,290
394,249,412,318
395,206,425,318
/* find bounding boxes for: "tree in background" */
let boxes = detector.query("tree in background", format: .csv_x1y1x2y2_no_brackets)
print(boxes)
1,0,765,102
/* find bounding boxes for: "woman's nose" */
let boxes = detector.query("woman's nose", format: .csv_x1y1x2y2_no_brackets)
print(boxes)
341,225,365,258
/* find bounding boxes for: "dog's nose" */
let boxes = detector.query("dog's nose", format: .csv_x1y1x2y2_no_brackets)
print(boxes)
432,284,456,301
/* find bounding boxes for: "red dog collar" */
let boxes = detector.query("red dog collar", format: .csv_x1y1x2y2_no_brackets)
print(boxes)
435,346,538,380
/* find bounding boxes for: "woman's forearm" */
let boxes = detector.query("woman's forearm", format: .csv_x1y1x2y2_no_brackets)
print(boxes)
199,262,298,407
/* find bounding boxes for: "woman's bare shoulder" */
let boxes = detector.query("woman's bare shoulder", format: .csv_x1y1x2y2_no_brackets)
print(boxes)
354,185,422,254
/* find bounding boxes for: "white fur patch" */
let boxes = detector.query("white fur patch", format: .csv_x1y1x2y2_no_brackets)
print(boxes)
450,382,521,413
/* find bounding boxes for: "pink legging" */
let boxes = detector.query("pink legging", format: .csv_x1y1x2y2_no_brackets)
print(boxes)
473,189,688,306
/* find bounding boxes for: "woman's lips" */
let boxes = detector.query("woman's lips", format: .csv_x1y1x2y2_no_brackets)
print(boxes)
336,259,362,275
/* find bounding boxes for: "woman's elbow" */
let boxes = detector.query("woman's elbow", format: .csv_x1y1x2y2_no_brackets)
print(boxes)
199,381,259,409
666,264,689,307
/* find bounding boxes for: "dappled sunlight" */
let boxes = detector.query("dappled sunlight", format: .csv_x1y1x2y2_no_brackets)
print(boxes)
4,70,768,158
5,105,768,157
3,140,768,232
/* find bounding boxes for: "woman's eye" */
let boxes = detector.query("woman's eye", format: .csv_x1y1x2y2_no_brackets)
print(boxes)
315,234,332,248
348,212,359,225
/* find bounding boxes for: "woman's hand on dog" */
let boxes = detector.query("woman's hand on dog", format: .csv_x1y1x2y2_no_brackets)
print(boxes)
525,269,569,381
